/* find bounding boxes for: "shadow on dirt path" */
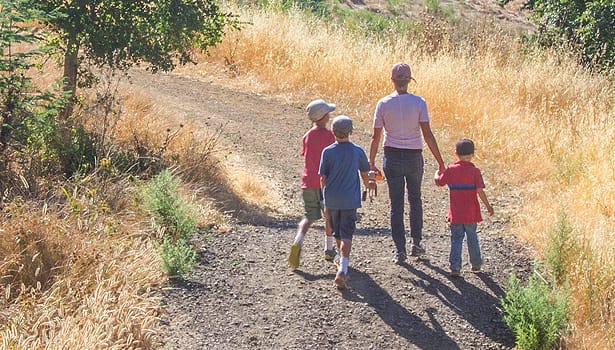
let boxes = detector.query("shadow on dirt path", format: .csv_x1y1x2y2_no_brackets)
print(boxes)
405,261,514,346
341,266,461,349
126,69,533,349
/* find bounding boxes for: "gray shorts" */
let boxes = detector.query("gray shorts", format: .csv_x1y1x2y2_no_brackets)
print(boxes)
302,188,324,221
328,208,357,241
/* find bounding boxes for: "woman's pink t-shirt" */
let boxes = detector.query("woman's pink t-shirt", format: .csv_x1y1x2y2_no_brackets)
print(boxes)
373,92,429,150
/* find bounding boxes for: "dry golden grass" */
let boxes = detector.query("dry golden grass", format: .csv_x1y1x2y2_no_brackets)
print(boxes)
3,4,612,348
118,87,279,222
1,64,238,348
180,5,614,348
0,180,164,349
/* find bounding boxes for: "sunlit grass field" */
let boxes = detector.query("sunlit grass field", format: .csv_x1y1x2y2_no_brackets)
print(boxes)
1,2,613,348
181,4,614,348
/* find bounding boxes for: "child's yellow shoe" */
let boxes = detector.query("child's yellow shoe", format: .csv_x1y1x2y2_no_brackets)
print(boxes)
288,243,301,269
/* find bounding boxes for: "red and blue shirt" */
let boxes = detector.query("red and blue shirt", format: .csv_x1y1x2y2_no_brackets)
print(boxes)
435,160,485,224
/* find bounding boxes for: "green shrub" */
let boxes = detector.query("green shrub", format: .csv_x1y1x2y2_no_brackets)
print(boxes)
0,0,68,182
141,170,199,277
424,0,457,21
57,124,98,177
544,211,579,287
501,268,570,350
157,236,197,277
141,169,198,241
525,0,615,73
245,0,329,15
332,6,418,40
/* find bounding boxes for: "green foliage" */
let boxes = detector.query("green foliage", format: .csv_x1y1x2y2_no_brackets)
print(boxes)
30,0,236,72
332,6,418,41
242,0,329,15
26,0,238,116
141,170,198,241
544,211,579,287
501,267,570,350
0,0,72,182
496,0,512,6
525,0,615,73
1,0,53,141
387,0,406,16
244,0,419,40
157,236,197,278
141,170,199,277
60,125,98,176
424,0,457,21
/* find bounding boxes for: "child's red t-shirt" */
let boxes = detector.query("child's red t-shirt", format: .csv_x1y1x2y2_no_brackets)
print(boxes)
435,160,485,224
301,127,335,189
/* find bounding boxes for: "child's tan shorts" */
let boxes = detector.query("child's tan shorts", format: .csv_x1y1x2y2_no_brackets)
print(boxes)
302,188,324,221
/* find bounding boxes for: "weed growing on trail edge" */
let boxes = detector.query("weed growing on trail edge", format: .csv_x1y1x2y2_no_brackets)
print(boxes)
141,169,198,241
141,169,199,277
544,211,579,287
501,267,570,350
157,236,197,278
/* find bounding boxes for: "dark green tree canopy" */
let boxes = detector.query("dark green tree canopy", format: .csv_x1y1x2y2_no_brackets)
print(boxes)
34,0,235,71
525,0,615,73
25,0,236,116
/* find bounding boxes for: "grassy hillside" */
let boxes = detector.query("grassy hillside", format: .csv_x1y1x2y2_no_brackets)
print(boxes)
180,2,614,348
1,1,612,348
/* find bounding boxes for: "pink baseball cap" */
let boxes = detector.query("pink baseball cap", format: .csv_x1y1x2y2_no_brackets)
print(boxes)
391,62,412,81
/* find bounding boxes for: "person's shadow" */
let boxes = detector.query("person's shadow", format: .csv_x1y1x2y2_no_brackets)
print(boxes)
292,269,336,281
403,261,515,347
341,267,460,349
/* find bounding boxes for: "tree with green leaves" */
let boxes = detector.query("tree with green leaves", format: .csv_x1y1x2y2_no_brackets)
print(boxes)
0,0,69,195
525,0,615,74
28,0,236,117
0,1,64,155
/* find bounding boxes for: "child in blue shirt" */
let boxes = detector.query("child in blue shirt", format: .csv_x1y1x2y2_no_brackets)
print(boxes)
319,115,372,289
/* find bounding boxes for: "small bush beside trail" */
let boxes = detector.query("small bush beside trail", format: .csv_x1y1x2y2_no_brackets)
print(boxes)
501,267,570,350
141,169,199,277
157,235,198,278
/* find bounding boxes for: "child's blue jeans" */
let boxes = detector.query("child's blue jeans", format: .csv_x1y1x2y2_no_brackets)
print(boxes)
449,223,482,272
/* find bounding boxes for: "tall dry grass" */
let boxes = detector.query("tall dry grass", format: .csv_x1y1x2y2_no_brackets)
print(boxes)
1,62,232,346
182,4,614,348
0,180,164,349
116,86,277,224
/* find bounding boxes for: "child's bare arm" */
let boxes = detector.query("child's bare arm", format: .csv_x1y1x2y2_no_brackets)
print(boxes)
477,188,494,216
434,169,443,186
359,171,370,188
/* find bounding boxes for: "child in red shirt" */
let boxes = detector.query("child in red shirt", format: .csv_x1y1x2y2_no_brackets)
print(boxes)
288,99,336,269
435,138,494,277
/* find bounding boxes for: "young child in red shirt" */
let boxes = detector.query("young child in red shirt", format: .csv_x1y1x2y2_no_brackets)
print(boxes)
434,138,494,277
288,99,336,269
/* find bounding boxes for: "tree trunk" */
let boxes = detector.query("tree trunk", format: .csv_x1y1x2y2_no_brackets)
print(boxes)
60,34,79,119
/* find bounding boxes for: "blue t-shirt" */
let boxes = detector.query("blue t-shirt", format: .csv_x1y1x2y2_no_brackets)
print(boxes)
319,141,370,210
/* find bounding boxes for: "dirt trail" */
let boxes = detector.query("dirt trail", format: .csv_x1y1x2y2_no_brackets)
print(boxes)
127,69,533,349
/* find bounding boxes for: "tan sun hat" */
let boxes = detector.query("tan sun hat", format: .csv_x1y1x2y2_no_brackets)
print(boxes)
306,99,336,122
